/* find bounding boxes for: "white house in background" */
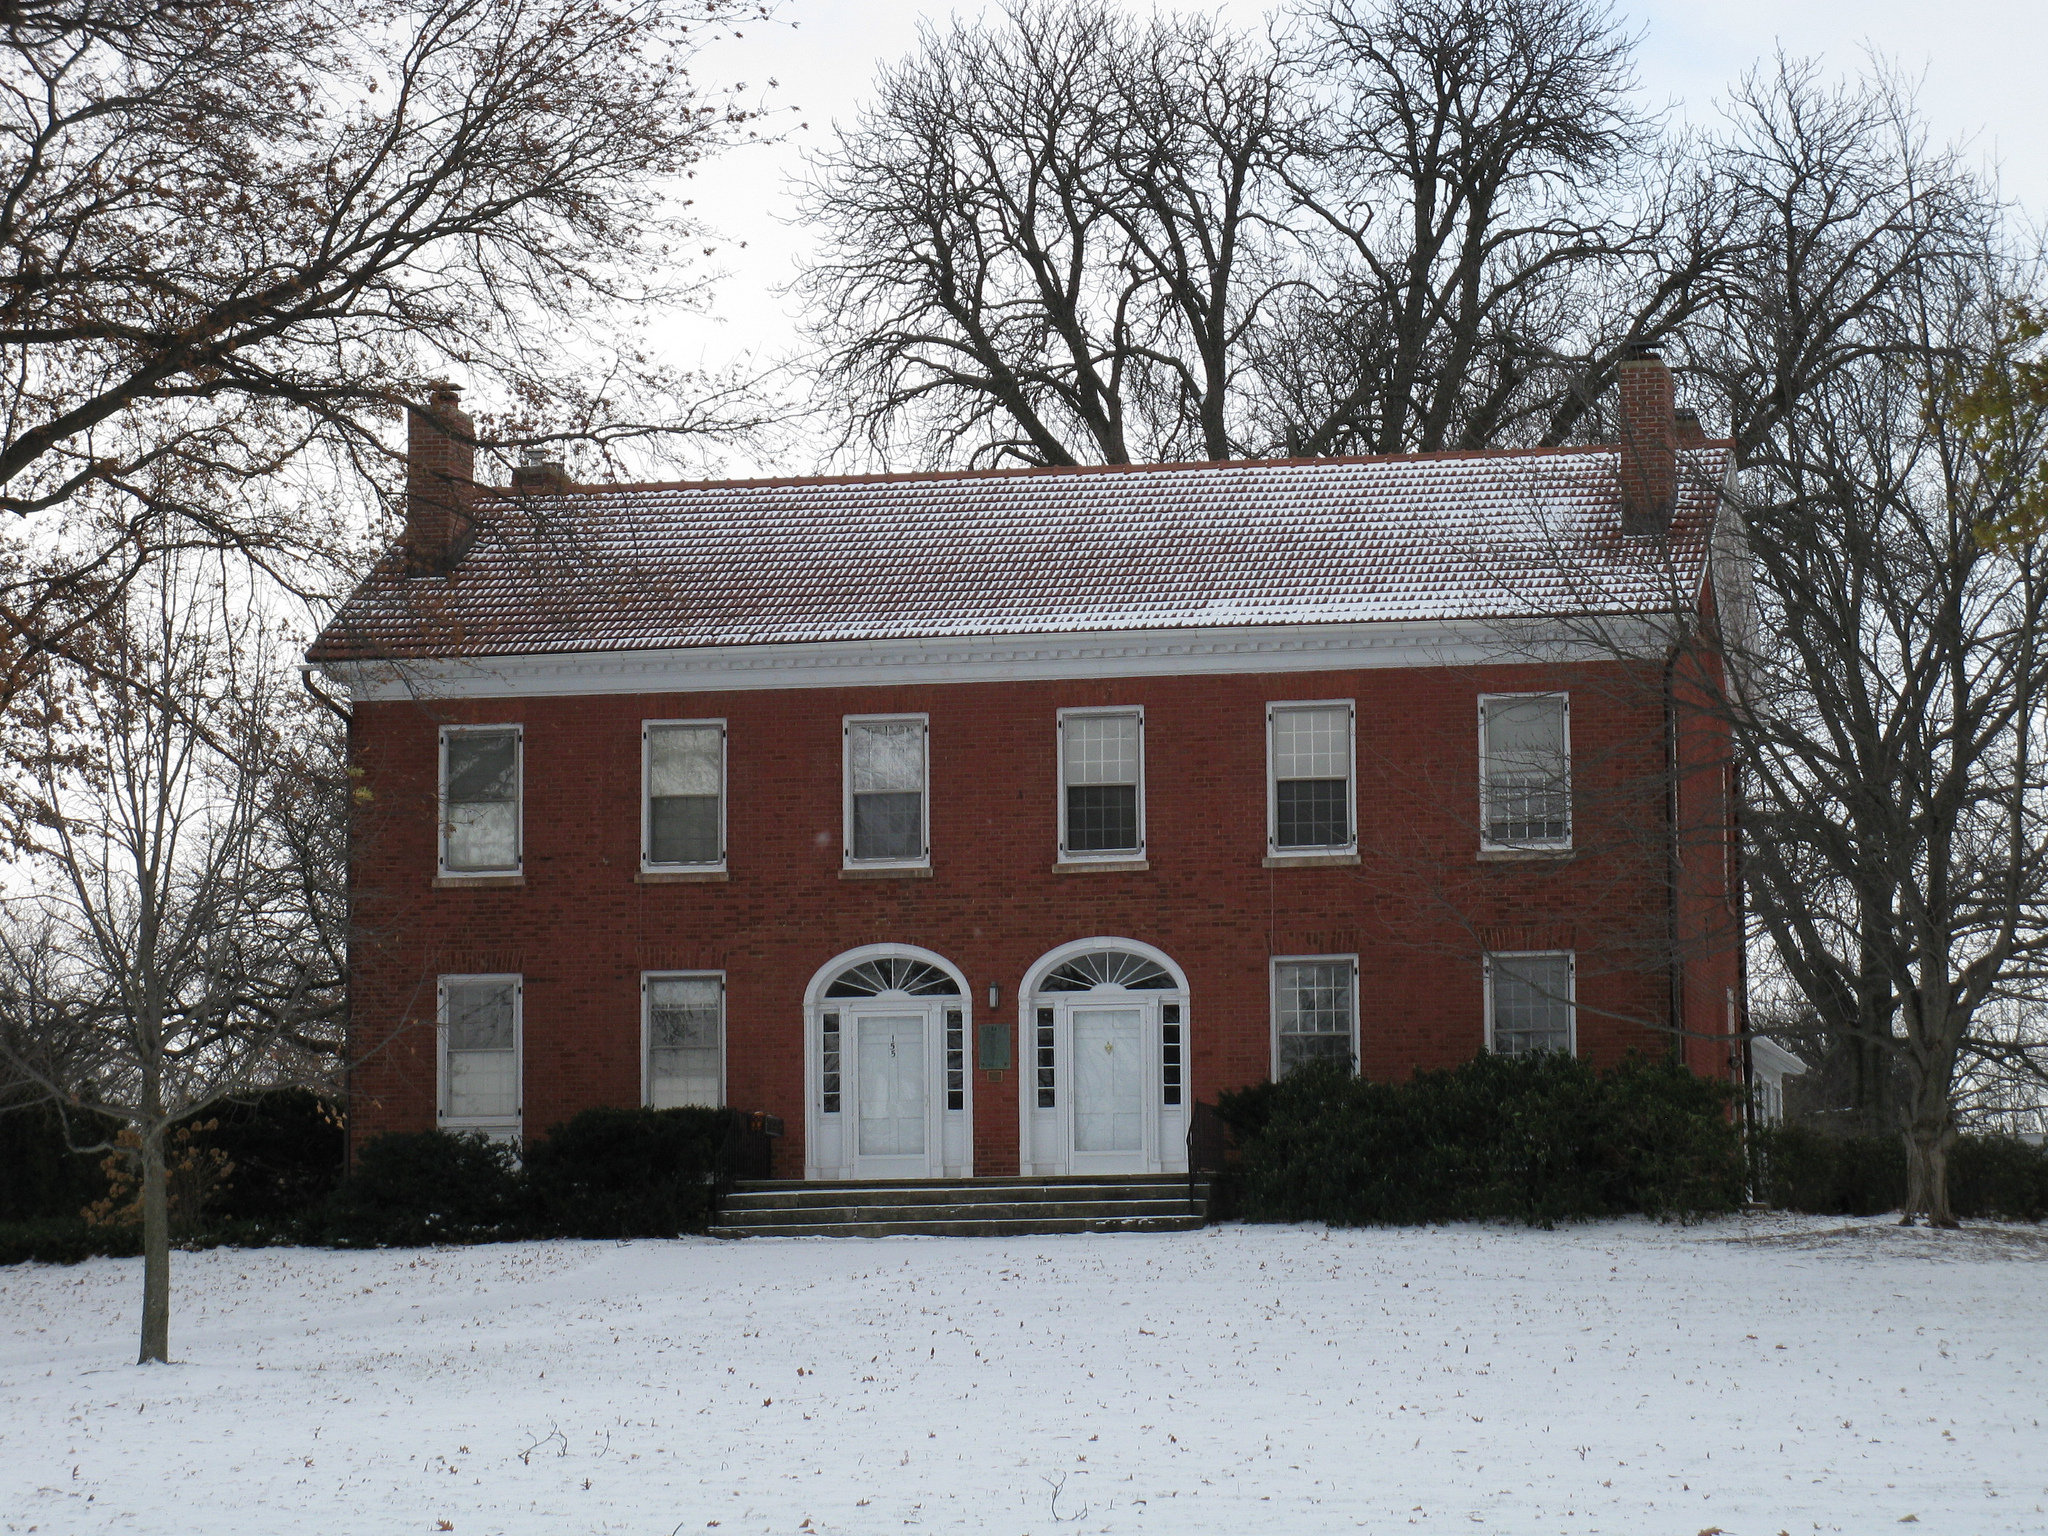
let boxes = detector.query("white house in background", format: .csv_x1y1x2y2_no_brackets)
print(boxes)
1749,1038,1808,1124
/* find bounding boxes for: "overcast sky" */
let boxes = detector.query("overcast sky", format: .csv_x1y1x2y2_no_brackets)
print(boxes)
657,0,2047,472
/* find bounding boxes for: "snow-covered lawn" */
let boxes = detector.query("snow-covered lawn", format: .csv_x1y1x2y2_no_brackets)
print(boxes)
3,1216,2045,1535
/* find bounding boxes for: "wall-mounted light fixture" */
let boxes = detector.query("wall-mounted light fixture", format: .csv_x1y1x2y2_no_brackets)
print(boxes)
987,982,1000,1010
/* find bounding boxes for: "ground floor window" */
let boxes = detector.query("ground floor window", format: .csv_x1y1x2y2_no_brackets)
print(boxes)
1272,957,1357,1075
1486,952,1575,1056
439,974,521,1133
644,972,724,1108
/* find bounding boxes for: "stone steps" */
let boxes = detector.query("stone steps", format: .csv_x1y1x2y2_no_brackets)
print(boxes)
709,1175,1210,1239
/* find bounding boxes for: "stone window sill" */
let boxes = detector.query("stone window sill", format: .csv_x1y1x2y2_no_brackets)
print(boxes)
1053,858,1150,873
433,874,526,889
637,869,730,883
1476,846,1576,863
839,866,933,880
1263,852,1361,868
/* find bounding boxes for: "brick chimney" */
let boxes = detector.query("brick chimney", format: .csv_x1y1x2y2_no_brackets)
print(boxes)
510,448,570,495
1617,346,1676,535
405,382,475,576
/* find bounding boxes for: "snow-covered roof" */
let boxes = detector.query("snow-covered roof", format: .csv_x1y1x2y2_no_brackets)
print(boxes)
1750,1038,1810,1080
308,445,1730,663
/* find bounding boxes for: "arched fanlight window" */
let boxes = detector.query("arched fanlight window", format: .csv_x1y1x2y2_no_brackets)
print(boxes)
1039,950,1173,992
824,956,961,998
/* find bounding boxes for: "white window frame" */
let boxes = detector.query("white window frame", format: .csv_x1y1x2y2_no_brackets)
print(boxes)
640,970,727,1109
1269,954,1361,1078
641,719,727,872
842,713,931,869
436,973,523,1133
438,724,523,877
1266,700,1358,856
1056,706,1146,862
1477,692,1573,851
1483,950,1578,1057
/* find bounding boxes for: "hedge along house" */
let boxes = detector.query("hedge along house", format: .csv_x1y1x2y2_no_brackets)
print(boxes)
309,352,1747,1183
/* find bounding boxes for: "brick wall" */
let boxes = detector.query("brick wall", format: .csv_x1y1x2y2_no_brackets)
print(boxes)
345,657,1734,1174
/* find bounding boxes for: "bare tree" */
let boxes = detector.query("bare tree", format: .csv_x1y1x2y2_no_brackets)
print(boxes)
0,553,346,1361
1726,268,2048,1225
798,0,1734,468
798,0,1298,466
1266,0,1732,456
0,0,775,732
1682,57,1999,462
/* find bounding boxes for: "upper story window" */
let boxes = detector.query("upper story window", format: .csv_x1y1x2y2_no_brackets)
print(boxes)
644,972,724,1108
644,721,725,869
1479,694,1571,847
1268,702,1356,854
844,715,929,866
1486,951,1575,1056
1272,956,1358,1075
440,726,521,875
439,974,521,1132
1059,708,1143,859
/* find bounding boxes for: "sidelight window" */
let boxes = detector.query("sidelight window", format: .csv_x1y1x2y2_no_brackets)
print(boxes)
1162,1003,1183,1106
1035,1006,1056,1109
820,1011,842,1113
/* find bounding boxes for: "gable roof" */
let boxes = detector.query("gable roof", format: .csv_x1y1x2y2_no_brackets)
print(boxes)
307,444,1730,663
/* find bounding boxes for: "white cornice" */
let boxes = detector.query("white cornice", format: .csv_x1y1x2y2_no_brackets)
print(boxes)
313,618,1663,702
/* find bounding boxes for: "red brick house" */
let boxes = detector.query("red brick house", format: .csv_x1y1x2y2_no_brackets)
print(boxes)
309,351,1745,1181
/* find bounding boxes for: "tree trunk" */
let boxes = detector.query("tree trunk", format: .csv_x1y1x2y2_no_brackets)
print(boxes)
138,1126,170,1364
1899,1111,1959,1229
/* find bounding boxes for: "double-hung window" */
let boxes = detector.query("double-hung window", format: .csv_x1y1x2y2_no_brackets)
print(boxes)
844,715,929,867
1268,702,1356,855
1058,708,1143,860
1486,952,1575,1056
1479,694,1571,848
438,974,521,1136
643,721,725,870
440,726,521,875
643,972,724,1108
1272,957,1358,1075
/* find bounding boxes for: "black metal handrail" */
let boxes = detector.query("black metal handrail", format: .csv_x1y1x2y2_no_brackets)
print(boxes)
1186,1099,1228,1212
708,1109,784,1227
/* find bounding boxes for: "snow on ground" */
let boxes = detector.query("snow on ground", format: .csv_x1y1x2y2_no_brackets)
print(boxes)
3,1216,2045,1535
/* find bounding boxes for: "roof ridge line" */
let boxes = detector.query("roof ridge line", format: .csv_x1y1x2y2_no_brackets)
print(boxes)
477,441,1736,500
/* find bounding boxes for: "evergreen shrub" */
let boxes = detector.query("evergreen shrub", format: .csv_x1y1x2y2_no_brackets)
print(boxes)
1751,1125,2048,1220
0,1102,125,1221
1948,1135,2048,1221
311,1130,527,1247
0,1217,144,1266
522,1106,733,1238
202,1091,346,1221
1219,1052,1745,1227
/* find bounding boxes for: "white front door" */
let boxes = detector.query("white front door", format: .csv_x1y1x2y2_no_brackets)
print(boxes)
1071,1006,1145,1170
1023,994,1187,1176
854,1012,930,1178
